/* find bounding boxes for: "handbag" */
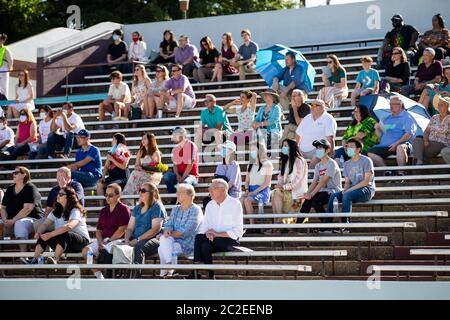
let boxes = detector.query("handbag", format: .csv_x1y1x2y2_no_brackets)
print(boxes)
112,244,134,264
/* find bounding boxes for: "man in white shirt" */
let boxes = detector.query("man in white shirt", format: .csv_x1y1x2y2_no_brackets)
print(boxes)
0,116,14,154
296,99,337,168
47,102,85,159
190,178,243,279
98,71,131,129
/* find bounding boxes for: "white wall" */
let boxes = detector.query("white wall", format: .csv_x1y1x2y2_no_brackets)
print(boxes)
123,0,449,52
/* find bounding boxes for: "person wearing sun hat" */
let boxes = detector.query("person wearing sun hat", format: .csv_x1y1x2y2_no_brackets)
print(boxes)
67,129,103,188
413,95,450,164
252,89,283,149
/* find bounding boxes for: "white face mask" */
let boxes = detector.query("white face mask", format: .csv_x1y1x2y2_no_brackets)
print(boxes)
62,109,68,115
19,115,27,122
40,112,47,120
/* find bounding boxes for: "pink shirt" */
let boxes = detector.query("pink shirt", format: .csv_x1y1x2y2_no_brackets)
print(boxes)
17,121,37,143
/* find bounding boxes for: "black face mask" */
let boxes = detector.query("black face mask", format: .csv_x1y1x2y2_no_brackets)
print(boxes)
392,21,403,28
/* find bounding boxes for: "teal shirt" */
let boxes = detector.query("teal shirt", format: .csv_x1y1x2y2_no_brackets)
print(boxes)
356,68,381,90
255,103,283,134
200,105,232,133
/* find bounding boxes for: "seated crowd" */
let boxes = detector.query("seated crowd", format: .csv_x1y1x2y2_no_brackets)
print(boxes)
0,13,449,280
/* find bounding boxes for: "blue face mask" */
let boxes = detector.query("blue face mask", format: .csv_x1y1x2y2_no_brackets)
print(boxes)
346,147,356,158
281,146,289,156
110,144,118,155
112,35,120,41
220,148,228,158
250,151,258,160
315,149,325,159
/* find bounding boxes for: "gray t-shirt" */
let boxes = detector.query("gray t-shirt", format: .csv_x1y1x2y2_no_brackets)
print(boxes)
48,208,90,241
238,41,259,61
343,155,376,194
313,158,342,194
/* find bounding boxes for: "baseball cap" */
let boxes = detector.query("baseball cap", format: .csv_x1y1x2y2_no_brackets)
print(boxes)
391,14,404,21
222,140,237,152
312,139,331,149
76,129,90,138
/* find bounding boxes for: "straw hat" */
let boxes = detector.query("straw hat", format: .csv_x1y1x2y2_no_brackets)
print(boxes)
432,95,450,112
261,89,280,104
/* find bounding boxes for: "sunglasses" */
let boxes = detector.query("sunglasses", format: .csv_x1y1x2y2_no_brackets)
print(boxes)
12,171,21,175
105,193,116,198
392,52,401,55
204,99,214,103
171,69,180,72
155,69,163,73
139,188,151,194
326,61,333,64
57,192,66,197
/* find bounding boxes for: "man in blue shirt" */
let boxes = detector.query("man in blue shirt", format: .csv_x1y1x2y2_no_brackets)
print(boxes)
67,129,103,188
196,94,232,145
272,52,306,109
231,29,259,81
368,96,417,175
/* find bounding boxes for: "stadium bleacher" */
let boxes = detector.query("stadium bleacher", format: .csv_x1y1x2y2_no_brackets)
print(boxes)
0,35,449,283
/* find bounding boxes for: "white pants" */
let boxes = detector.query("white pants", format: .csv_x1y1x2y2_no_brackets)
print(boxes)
0,63,9,98
85,239,123,255
158,236,182,265
0,217,36,239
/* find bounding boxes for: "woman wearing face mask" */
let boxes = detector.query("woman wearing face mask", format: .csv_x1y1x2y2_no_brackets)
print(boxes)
240,142,273,227
267,139,308,234
203,141,242,209
326,139,376,231
128,31,147,63
3,108,37,160
29,105,53,160
299,139,342,230
96,133,131,196
30,186,90,264
122,133,163,204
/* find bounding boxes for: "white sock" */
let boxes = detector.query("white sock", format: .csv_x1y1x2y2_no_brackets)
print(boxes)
94,271,104,279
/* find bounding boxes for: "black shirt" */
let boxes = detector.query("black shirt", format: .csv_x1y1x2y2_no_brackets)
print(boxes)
107,41,128,61
2,183,43,219
199,48,220,65
159,40,178,55
385,62,411,85
287,103,311,125
385,25,419,50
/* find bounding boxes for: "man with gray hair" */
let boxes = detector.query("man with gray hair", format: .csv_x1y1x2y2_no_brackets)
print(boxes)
33,167,84,232
164,127,199,194
197,94,232,145
190,178,243,279
281,89,311,142
174,35,199,77
400,47,443,97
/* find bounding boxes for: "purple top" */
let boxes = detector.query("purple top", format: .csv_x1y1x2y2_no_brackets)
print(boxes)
165,74,196,107
175,44,199,64
215,162,242,198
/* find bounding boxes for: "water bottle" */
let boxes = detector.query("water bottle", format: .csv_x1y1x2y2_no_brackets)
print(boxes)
339,155,345,168
38,256,45,265
87,248,94,265
333,197,339,213
258,201,264,214
171,251,178,265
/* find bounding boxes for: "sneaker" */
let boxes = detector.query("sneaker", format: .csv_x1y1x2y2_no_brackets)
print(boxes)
112,124,120,130
47,155,54,159
62,154,69,159
98,124,105,130
94,271,105,279
384,170,393,176
319,229,333,234
19,257,30,264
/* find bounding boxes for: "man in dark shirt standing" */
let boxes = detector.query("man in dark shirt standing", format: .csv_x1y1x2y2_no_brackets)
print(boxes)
102,29,128,74
281,89,311,142
377,14,419,68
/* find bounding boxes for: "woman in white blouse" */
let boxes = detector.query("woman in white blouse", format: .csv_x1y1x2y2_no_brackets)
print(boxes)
223,90,257,146
7,69,35,119
129,31,147,63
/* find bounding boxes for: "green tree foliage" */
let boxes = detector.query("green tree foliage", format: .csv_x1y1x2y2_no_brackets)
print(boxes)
1,0,299,43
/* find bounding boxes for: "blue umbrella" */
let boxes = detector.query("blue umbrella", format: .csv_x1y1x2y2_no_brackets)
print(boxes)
360,92,431,136
256,44,316,93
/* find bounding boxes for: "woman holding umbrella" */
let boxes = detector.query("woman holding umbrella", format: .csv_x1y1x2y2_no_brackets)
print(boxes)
252,90,283,149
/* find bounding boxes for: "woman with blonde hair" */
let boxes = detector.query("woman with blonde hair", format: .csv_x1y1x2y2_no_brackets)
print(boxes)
122,133,163,203
146,64,170,118
7,69,35,118
318,54,348,108
124,64,151,122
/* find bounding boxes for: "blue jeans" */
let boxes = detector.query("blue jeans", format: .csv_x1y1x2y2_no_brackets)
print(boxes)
47,132,79,157
71,171,100,188
163,171,198,193
327,187,374,222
